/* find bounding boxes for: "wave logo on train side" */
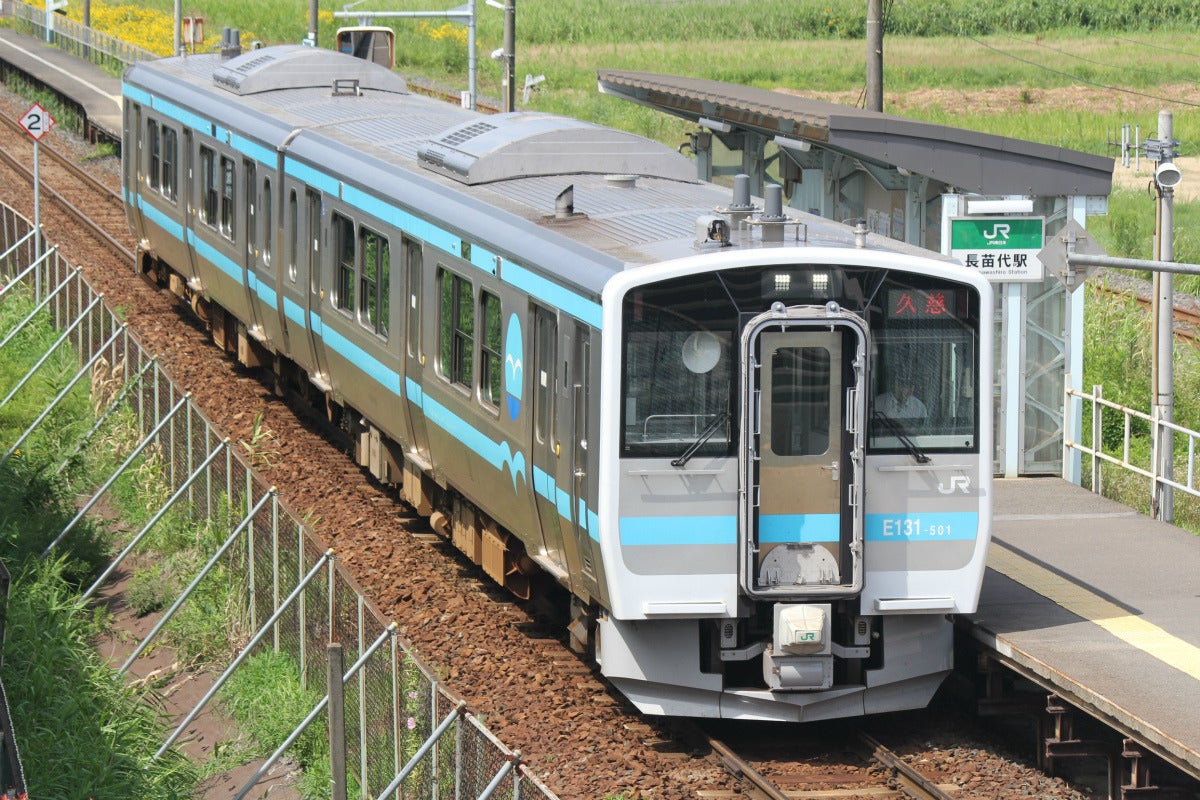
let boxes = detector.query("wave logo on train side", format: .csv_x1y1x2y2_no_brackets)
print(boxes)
504,313,523,421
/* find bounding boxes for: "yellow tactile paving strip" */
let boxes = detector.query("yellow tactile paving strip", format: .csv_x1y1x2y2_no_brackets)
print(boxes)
989,541,1200,682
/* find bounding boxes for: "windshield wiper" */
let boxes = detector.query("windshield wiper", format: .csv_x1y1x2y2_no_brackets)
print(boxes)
672,412,730,467
871,410,930,464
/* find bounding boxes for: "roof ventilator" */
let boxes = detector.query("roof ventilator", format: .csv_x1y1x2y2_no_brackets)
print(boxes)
544,185,587,224
332,78,362,97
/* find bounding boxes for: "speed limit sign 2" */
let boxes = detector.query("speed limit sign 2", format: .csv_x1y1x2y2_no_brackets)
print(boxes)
19,102,56,142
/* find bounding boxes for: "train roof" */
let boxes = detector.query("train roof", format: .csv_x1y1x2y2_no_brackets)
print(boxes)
125,47,954,299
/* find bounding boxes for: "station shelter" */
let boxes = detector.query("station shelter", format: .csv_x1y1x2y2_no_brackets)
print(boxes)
597,70,1115,479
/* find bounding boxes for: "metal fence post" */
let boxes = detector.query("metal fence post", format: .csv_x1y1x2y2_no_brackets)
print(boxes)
156,548,332,758
55,358,155,476
1092,385,1102,494
329,643,348,800
0,266,79,350
233,624,395,800
81,439,231,602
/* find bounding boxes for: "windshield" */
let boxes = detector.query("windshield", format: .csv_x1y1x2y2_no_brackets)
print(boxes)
867,282,980,453
621,275,737,459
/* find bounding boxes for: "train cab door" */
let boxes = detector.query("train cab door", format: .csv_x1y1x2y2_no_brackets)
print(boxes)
531,306,570,580
740,307,867,599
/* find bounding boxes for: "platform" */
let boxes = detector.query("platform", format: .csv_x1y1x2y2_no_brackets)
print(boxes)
966,477,1200,779
0,28,124,140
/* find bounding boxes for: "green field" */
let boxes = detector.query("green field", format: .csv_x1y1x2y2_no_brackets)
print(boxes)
94,0,1198,263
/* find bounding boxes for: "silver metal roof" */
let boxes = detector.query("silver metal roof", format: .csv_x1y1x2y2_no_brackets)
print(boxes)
416,111,696,186
213,45,408,96
596,70,1114,197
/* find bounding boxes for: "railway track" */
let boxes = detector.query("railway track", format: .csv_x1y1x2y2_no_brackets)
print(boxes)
707,728,958,800
1120,285,1200,342
0,112,134,263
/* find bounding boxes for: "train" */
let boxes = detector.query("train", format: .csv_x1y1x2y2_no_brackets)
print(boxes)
121,43,993,722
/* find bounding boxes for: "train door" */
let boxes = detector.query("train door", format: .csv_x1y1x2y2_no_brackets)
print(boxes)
568,323,595,589
304,188,331,385
255,174,284,348
241,158,267,336
403,238,431,466
741,309,866,598
182,130,201,284
280,187,313,372
531,306,569,577
125,104,145,236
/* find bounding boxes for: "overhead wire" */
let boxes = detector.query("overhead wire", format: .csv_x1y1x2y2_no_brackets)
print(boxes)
993,31,1199,88
925,18,1200,110
1107,33,1200,58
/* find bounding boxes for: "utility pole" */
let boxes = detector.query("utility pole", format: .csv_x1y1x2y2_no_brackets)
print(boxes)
865,0,883,112
308,0,319,47
503,0,515,112
1148,110,1181,521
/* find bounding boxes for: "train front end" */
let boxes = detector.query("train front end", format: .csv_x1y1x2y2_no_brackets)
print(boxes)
595,247,992,721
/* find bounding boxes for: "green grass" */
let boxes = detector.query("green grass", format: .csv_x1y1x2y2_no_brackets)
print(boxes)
1091,188,1200,292
1080,283,1200,530
216,649,334,795
0,287,200,796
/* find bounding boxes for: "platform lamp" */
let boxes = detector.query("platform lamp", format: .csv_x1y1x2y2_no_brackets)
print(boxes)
1144,110,1181,521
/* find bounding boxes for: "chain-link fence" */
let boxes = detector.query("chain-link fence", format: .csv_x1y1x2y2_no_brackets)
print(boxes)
1,202,556,798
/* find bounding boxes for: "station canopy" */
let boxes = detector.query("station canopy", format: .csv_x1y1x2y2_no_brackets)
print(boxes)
596,70,1113,198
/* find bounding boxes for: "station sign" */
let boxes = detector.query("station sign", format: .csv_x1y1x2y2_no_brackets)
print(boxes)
950,216,1045,282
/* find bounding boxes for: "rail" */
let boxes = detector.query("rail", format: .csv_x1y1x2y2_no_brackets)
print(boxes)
1064,382,1200,510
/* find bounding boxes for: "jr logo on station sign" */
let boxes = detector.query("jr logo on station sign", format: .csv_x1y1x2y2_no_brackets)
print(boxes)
950,216,1045,282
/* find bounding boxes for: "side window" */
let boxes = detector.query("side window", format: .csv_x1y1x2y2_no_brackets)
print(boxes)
219,155,235,239
359,226,389,336
333,213,355,313
479,291,502,408
147,119,161,192
161,126,177,201
438,267,473,389
200,146,217,226
287,189,298,283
